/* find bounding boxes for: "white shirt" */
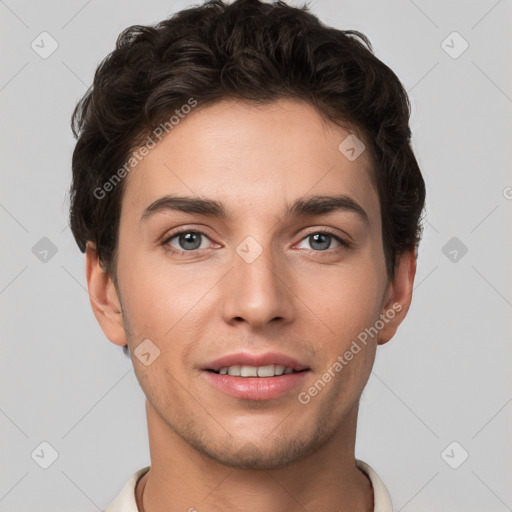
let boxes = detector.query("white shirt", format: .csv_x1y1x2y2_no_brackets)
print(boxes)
104,459,393,512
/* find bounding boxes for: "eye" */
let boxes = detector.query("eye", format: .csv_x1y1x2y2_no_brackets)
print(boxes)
162,228,350,256
163,229,212,253
296,230,350,252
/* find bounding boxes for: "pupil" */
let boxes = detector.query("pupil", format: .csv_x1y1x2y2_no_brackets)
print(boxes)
310,233,330,251
180,232,201,250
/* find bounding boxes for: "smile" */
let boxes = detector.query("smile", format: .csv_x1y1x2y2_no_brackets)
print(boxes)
209,364,303,377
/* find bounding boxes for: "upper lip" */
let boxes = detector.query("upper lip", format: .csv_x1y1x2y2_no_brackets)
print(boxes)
203,352,310,372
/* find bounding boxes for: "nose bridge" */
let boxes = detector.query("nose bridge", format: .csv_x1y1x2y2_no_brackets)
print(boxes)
222,230,294,327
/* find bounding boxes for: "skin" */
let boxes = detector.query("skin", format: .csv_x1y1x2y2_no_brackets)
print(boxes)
86,98,416,512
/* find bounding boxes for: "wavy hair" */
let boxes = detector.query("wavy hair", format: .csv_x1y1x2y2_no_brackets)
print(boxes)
69,0,425,280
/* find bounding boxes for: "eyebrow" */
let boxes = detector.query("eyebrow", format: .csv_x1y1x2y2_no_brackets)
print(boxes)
140,194,370,227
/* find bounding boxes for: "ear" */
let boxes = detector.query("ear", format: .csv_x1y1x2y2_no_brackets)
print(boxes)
377,247,417,346
85,242,127,347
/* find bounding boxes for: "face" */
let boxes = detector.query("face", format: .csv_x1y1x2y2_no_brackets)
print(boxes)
88,98,414,470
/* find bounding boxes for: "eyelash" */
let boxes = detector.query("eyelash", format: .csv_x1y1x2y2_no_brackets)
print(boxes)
162,228,351,256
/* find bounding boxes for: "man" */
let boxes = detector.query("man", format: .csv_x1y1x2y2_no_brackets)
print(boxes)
68,0,426,510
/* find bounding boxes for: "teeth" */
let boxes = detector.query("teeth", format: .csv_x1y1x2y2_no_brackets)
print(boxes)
257,365,275,377
241,365,258,377
227,365,241,376
274,365,285,376
216,364,298,377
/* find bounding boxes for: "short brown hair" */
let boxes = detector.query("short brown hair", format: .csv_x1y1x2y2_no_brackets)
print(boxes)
69,0,426,280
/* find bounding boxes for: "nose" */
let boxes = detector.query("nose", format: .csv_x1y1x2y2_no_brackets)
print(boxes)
221,238,295,330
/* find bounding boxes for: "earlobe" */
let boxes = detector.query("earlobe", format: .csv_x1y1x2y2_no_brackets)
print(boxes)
85,242,127,347
377,247,417,346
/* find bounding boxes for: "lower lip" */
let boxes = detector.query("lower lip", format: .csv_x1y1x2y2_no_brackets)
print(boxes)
202,370,310,401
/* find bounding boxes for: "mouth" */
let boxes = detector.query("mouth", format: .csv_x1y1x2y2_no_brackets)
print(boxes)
201,352,311,401
205,364,308,377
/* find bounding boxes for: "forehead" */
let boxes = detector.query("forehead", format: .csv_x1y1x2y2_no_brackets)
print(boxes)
120,98,379,226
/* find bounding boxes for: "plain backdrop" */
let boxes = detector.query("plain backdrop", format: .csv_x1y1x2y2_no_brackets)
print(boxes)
1,1,511,511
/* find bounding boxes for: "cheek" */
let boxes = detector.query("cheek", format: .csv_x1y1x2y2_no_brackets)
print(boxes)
292,259,385,379
311,281,380,400
298,258,384,327
117,243,207,333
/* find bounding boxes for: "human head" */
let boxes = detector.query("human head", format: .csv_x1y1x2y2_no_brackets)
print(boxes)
69,0,425,470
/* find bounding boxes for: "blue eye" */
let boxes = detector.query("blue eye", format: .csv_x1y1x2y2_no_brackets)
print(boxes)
162,228,350,257
297,231,350,252
164,230,210,253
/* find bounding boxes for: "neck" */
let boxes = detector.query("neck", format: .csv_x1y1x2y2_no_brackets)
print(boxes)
135,401,373,512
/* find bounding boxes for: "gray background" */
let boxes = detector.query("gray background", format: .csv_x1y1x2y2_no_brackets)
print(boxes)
1,0,511,511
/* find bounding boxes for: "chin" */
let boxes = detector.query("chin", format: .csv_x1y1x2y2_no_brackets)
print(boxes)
191,432,322,470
